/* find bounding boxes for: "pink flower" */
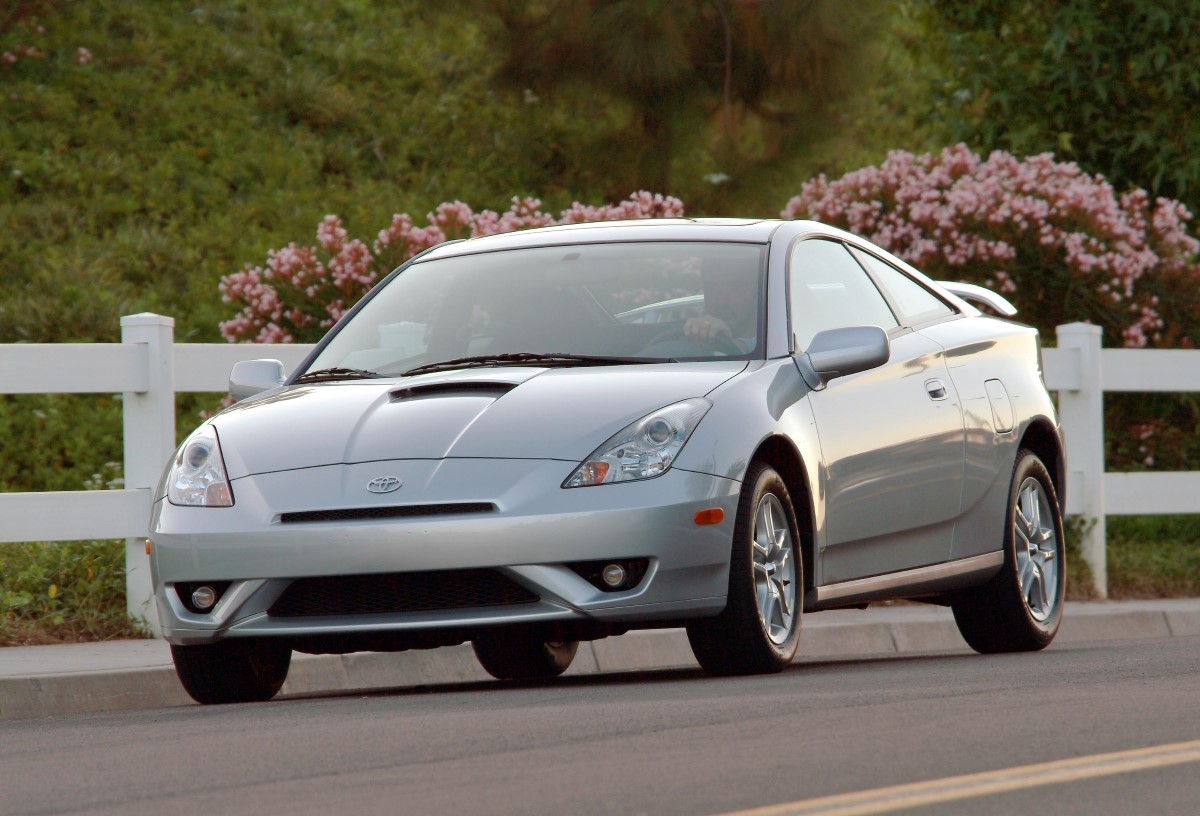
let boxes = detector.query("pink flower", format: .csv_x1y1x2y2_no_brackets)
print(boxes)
783,144,1200,349
222,192,688,345
74,47,93,65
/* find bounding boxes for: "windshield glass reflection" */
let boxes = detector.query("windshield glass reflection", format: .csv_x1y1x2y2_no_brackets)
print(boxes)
305,241,766,377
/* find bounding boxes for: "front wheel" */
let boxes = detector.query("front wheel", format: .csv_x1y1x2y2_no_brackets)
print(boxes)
953,449,1065,653
471,630,579,680
687,462,803,675
171,638,291,705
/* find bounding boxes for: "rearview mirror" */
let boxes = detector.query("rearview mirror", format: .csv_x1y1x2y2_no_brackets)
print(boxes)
795,326,890,390
229,359,286,401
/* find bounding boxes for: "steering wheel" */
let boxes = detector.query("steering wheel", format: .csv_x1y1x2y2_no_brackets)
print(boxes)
645,326,747,356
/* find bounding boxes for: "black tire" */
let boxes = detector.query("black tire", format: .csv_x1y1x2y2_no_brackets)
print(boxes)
687,462,803,675
471,630,579,680
953,449,1066,654
171,638,291,705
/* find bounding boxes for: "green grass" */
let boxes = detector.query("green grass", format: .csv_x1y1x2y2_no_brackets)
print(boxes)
1106,516,1200,599
0,539,144,646
1062,515,1200,602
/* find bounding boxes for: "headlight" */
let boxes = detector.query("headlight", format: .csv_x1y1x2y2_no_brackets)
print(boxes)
167,425,234,507
564,398,711,487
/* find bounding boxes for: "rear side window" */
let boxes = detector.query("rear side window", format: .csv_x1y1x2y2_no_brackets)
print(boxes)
789,239,899,350
851,247,956,326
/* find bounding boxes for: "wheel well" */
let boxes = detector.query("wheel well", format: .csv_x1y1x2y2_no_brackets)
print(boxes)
1019,420,1065,507
750,436,815,592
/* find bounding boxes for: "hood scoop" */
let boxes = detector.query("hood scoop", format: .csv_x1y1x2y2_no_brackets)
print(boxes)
389,381,516,403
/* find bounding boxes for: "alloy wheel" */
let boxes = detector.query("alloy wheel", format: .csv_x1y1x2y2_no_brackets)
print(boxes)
1014,476,1060,623
752,493,797,644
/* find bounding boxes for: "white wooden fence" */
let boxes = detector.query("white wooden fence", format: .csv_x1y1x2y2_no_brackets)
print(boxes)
0,315,312,633
1,315,1197,633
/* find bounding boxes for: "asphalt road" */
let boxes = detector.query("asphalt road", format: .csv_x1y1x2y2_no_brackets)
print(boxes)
4,636,1200,816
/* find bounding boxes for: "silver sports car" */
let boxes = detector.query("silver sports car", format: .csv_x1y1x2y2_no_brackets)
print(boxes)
150,218,1066,704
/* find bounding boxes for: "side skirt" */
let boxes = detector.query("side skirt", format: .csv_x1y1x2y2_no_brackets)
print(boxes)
806,551,1004,611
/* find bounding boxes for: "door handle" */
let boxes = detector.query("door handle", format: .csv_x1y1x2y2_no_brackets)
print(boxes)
925,378,948,400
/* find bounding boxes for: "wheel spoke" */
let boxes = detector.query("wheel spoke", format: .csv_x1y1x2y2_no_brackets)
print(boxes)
1032,567,1050,613
1025,487,1042,536
1016,491,1034,536
754,507,772,558
772,576,792,619
1018,551,1036,597
760,580,777,629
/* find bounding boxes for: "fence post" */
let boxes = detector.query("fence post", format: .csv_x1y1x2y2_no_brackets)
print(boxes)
1056,322,1106,598
121,314,175,635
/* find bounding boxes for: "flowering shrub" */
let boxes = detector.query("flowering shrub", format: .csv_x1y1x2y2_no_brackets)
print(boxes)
1,13,91,70
783,144,1200,348
219,192,685,343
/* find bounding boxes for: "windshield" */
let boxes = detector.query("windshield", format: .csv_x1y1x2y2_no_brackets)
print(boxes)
303,241,767,377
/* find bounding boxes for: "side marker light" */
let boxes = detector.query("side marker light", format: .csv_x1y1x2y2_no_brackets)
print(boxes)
694,508,724,525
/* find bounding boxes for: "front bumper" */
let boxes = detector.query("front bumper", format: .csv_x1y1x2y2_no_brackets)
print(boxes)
150,459,740,646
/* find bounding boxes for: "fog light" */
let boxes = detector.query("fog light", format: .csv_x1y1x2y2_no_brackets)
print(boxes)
601,564,627,588
191,585,218,611
567,558,649,592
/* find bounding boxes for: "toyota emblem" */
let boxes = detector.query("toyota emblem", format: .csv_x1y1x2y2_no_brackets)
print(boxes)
367,476,403,494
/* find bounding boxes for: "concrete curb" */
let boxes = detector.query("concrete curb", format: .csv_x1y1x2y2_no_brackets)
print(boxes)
4,600,1199,720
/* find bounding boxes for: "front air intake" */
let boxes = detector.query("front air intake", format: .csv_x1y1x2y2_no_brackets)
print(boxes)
280,503,496,524
268,569,538,617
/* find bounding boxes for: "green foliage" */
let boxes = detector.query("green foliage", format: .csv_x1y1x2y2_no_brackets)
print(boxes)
1107,516,1200,598
1063,515,1099,601
0,395,122,492
0,0,614,345
478,0,888,206
1106,393,1200,472
912,0,1200,214
0,538,143,645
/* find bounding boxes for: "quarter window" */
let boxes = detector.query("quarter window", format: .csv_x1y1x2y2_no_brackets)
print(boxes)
789,239,898,350
851,248,956,325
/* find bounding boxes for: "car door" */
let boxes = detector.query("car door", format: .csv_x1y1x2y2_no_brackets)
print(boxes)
790,238,965,585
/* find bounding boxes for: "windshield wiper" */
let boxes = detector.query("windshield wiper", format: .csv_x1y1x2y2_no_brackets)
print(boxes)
292,367,381,384
403,352,672,377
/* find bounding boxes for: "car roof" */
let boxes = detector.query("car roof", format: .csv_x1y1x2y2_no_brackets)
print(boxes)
417,218,806,261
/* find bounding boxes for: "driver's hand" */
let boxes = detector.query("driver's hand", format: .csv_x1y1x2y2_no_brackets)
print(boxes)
685,315,732,340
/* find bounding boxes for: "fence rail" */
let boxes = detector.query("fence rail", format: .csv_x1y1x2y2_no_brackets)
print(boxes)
1,315,1197,632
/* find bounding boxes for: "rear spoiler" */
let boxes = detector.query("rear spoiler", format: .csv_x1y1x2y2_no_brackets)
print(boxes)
938,281,1018,317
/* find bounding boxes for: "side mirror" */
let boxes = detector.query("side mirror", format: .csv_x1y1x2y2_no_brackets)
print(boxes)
795,326,890,390
229,359,286,401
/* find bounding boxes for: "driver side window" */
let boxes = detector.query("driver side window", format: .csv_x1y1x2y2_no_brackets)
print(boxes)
789,239,899,350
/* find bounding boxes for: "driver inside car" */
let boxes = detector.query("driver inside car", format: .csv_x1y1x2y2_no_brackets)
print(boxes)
684,267,757,350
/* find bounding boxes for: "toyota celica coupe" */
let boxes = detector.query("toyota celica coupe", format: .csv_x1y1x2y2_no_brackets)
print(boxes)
150,218,1066,704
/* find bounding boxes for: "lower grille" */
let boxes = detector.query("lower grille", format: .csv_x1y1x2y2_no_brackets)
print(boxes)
268,569,538,618
281,503,495,524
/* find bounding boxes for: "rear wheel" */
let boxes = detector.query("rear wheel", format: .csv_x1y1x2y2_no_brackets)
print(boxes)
953,449,1065,653
687,462,802,675
472,630,579,680
171,638,291,705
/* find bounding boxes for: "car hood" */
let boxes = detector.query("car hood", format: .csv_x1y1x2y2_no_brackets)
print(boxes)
212,363,746,479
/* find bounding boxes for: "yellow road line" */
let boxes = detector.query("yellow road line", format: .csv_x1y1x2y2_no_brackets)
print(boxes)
717,739,1200,816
